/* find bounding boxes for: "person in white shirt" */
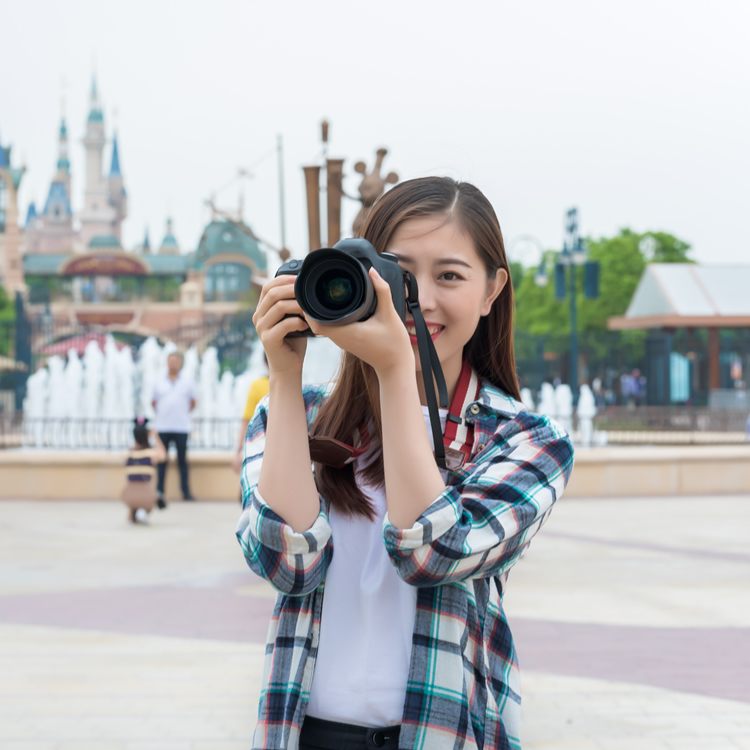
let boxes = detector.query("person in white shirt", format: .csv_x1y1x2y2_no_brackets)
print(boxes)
151,352,197,504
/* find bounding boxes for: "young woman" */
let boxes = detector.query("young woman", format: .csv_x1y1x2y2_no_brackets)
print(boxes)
237,177,574,750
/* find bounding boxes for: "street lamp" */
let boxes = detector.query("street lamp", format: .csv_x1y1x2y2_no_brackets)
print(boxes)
534,207,600,403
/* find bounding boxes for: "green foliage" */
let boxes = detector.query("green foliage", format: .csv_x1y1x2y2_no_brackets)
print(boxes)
0,284,14,322
643,231,693,263
514,228,692,338
0,285,14,358
577,230,645,335
508,261,524,291
513,250,570,337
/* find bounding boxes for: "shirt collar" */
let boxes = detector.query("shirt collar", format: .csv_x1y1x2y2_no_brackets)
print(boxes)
466,379,524,423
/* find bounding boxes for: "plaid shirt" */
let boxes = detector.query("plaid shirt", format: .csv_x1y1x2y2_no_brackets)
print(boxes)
236,379,574,750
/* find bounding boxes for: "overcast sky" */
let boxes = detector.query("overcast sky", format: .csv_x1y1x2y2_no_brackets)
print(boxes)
2,0,748,268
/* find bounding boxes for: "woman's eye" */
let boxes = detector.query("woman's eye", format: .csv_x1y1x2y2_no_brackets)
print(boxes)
441,272,462,281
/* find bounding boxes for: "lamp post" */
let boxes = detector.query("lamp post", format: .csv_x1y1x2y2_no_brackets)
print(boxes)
534,208,599,404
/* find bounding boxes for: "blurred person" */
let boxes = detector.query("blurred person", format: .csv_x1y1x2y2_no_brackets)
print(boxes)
592,376,606,407
151,351,197,504
236,177,574,750
632,368,646,406
121,417,166,524
231,354,270,476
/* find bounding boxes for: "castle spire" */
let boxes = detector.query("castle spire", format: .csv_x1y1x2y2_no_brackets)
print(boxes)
56,96,70,176
87,73,103,124
109,132,121,177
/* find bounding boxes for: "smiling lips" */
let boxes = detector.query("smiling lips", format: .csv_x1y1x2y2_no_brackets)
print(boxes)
405,321,444,342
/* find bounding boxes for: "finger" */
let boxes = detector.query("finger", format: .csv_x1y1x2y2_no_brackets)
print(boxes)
255,300,307,334
254,280,301,321
269,315,310,341
260,317,309,352
258,274,295,303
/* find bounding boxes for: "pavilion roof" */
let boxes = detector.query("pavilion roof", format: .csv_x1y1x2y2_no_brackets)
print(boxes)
609,263,750,330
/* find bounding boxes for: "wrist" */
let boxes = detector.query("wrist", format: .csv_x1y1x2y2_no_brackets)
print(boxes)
374,347,415,382
269,368,303,390
376,358,418,395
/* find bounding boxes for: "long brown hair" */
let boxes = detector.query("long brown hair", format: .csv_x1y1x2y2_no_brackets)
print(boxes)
311,176,519,520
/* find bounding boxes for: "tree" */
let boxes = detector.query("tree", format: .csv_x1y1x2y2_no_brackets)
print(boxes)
0,284,14,358
508,261,524,291
642,231,692,263
514,228,692,337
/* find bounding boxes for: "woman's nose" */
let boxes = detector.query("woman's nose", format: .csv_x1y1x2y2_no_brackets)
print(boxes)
416,276,438,313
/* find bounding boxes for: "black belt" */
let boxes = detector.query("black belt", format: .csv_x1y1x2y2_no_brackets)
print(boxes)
300,716,400,750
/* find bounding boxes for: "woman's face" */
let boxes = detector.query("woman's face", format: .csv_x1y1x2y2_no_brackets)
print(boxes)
386,215,507,389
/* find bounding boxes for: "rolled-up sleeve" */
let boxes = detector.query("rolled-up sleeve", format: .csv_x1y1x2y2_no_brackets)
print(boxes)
235,396,333,596
382,410,574,587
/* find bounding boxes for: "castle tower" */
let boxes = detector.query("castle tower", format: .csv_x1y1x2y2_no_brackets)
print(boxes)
0,134,26,294
108,131,127,240
24,102,75,254
56,101,71,198
78,74,117,249
159,217,180,255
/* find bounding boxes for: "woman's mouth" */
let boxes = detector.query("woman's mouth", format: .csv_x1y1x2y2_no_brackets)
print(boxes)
405,323,444,344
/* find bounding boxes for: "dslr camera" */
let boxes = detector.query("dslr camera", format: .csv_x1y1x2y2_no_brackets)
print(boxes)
275,238,407,337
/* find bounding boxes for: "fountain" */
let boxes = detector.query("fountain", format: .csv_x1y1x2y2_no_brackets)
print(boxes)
520,387,535,412
577,384,597,448
554,384,574,435
537,383,557,420
22,333,343,450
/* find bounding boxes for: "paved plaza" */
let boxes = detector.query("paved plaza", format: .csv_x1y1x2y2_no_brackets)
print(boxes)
0,493,748,749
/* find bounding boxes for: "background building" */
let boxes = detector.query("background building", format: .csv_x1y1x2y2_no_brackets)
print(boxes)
3,77,268,344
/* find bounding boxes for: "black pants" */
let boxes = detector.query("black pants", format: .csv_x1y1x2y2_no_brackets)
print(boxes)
156,431,191,498
300,717,400,750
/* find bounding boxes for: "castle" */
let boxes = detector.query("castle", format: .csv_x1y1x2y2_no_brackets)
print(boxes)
0,75,267,334
24,76,128,255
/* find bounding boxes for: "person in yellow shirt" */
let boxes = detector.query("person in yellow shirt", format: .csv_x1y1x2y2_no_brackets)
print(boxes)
231,356,270,475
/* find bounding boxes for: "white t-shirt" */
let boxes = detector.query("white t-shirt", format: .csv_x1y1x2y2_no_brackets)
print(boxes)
306,406,448,727
151,373,197,433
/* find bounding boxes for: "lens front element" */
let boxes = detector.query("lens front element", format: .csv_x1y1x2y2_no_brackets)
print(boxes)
297,252,373,323
316,269,356,311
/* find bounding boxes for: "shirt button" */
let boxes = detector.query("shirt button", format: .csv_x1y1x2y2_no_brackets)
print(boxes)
372,731,385,747
477,443,486,452
469,404,481,415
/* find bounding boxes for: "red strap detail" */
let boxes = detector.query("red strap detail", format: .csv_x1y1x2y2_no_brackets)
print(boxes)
442,359,480,464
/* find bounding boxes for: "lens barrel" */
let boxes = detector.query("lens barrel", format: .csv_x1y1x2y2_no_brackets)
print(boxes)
295,249,376,325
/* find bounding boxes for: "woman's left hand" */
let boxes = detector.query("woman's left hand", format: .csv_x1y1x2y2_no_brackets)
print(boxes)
307,268,414,376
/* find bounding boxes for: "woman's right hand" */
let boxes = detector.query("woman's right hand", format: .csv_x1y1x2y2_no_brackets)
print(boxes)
252,276,310,376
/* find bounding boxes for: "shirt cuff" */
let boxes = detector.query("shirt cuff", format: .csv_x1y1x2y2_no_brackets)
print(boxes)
382,486,462,551
250,487,332,555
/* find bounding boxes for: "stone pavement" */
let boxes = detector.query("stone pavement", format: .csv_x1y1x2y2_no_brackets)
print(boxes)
0,495,748,749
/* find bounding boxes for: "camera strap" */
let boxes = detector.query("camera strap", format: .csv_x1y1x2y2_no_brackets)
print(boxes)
309,422,371,470
442,359,481,470
404,274,451,468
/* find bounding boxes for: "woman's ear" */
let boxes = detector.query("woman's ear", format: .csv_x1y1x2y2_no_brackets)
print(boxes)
481,268,508,316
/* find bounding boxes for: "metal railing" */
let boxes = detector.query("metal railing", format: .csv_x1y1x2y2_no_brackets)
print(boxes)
593,406,749,433
0,414,244,451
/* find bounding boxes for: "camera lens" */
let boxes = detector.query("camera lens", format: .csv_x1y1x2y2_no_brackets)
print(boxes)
294,248,377,325
299,256,366,321
316,269,356,311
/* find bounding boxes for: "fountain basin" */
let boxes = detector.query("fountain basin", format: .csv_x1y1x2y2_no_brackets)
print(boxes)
2,444,750,500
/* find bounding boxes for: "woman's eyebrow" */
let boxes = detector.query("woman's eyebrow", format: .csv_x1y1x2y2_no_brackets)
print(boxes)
390,253,472,269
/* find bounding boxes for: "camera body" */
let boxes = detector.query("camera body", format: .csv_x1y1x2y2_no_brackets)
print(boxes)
275,238,407,337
